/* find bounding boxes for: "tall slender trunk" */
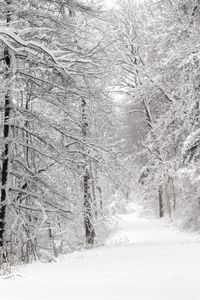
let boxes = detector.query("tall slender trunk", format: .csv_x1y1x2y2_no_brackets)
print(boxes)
0,0,12,249
165,183,171,219
90,164,97,218
83,168,95,244
143,99,169,218
169,176,176,213
97,186,103,210
81,98,95,245
158,185,164,218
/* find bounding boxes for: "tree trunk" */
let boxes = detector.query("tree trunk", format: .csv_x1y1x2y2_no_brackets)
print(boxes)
97,186,103,210
164,176,172,219
83,168,95,245
0,0,12,250
158,185,164,218
90,164,97,218
81,98,95,245
169,176,176,212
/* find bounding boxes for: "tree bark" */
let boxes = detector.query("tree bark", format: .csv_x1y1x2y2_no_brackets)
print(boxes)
158,185,164,218
83,168,95,244
0,0,12,249
81,98,95,245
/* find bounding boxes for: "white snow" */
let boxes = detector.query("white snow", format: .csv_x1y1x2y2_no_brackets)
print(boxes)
1,203,200,300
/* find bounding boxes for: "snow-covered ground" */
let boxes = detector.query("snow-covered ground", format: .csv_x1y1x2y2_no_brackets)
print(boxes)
1,203,200,300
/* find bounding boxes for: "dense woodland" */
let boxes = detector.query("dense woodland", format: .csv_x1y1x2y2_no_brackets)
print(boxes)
0,0,200,267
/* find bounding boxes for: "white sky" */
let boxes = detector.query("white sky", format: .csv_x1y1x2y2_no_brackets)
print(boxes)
104,0,117,8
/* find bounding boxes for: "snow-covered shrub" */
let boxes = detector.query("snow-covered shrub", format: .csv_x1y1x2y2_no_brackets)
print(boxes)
108,191,129,215
138,166,151,185
182,129,200,162
37,250,57,263
173,166,200,230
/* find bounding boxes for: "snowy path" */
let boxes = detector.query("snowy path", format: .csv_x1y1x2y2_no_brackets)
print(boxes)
1,204,200,300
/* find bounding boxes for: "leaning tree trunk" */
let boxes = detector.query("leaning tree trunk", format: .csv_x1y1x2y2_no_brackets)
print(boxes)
0,0,12,253
81,98,95,245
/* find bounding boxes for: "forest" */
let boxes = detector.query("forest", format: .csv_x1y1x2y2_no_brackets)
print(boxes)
0,0,200,273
